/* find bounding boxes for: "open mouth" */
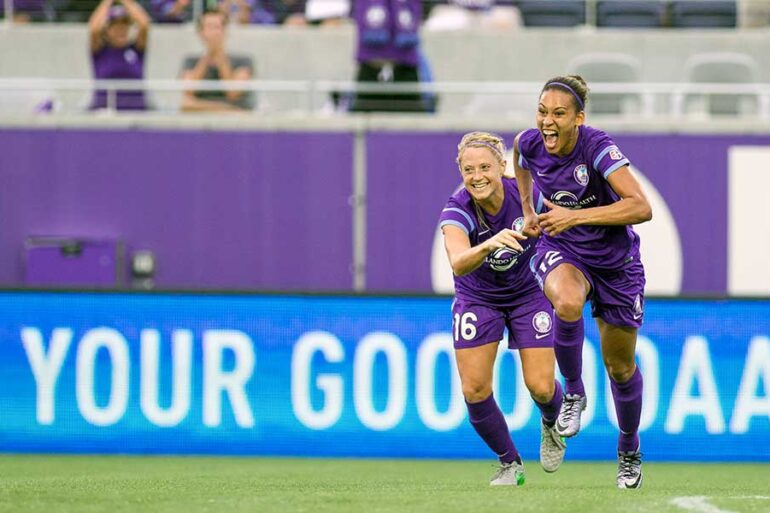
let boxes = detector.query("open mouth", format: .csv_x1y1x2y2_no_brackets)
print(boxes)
542,129,558,150
471,182,489,193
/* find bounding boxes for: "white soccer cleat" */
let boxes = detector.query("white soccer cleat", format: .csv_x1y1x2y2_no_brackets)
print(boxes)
490,460,525,486
555,394,587,437
540,421,566,473
616,449,643,489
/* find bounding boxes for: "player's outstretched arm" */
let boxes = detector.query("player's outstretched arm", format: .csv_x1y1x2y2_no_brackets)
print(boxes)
443,225,526,276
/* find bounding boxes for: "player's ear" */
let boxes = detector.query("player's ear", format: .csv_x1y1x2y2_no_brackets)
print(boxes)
575,109,586,126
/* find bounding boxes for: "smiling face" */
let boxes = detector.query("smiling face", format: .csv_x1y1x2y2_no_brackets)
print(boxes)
537,88,585,156
458,146,505,209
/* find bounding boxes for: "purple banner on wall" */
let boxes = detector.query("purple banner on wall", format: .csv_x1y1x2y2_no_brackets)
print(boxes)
2,128,769,295
365,130,770,295
0,129,355,290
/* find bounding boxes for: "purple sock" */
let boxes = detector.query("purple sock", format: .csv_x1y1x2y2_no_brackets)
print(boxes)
610,366,643,453
534,380,563,427
466,393,520,464
555,315,585,396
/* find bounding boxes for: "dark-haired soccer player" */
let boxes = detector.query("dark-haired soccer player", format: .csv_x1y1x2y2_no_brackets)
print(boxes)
439,131,565,486
512,75,652,489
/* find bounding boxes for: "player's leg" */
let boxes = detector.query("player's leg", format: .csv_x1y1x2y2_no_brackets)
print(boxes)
508,295,565,472
598,319,644,489
456,343,524,486
520,346,565,472
453,301,523,486
591,258,646,488
536,255,591,437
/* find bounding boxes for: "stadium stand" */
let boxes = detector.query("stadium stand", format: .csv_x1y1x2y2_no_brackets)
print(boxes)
566,52,650,116
670,0,737,27
596,0,666,28
672,51,766,117
516,0,586,27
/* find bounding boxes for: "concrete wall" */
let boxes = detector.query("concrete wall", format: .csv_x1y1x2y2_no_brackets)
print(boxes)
2,24,770,83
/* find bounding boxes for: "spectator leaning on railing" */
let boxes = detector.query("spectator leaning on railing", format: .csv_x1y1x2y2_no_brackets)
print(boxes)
180,9,255,112
88,0,151,111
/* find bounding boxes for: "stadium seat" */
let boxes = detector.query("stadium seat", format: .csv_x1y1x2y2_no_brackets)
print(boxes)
517,1,585,27
596,1,665,28
670,0,737,28
566,53,651,116
672,52,767,117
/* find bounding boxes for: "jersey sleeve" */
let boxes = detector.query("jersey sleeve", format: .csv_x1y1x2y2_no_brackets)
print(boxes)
516,129,538,171
590,131,631,180
439,199,476,236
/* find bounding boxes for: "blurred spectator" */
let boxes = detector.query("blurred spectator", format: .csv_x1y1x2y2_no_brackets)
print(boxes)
424,0,521,31
217,0,275,24
739,0,770,26
88,0,150,111
180,9,255,112
349,0,432,112
0,0,53,22
269,0,306,25
148,0,191,23
305,0,349,25
57,0,101,22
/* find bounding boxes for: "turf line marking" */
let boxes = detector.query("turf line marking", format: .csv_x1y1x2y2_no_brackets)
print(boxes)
670,496,738,513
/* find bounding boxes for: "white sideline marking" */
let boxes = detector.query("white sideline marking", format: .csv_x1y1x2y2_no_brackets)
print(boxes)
670,496,738,513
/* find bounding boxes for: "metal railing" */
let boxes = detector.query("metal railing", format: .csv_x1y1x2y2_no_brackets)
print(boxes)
1,78,769,119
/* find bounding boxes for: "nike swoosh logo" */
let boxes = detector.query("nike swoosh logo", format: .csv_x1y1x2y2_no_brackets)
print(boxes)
537,171,548,176
535,333,550,339
633,313,643,320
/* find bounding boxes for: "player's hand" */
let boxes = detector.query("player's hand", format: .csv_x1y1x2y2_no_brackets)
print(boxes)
521,213,541,238
485,229,527,254
538,199,578,236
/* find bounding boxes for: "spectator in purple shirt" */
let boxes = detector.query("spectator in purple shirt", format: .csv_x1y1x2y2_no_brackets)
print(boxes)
148,0,191,23
88,0,150,111
512,75,652,489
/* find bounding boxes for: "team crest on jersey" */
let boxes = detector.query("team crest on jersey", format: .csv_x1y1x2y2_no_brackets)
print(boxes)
609,147,624,161
486,246,520,272
512,216,525,233
573,164,589,186
532,311,552,333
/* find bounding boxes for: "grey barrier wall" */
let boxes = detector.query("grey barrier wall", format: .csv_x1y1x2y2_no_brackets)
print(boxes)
3,25,770,116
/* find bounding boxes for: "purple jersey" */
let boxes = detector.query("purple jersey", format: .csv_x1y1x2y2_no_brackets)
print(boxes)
518,125,639,269
353,0,420,66
439,178,541,307
90,43,147,111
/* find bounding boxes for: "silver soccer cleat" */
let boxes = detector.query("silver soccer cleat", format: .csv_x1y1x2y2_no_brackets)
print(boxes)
490,460,526,486
540,421,566,473
555,393,587,437
616,449,643,489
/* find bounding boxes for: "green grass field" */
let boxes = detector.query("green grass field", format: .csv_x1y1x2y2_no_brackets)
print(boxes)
0,455,768,513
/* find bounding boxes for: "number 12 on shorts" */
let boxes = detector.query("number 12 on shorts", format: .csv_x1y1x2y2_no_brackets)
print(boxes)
454,312,478,342
539,250,563,274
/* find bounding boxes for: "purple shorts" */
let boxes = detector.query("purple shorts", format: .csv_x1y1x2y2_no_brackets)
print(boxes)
451,289,554,350
530,243,646,328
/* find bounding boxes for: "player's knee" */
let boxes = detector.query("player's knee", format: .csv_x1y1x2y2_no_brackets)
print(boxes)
523,371,554,403
462,381,492,403
552,296,583,322
604,359,635,383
